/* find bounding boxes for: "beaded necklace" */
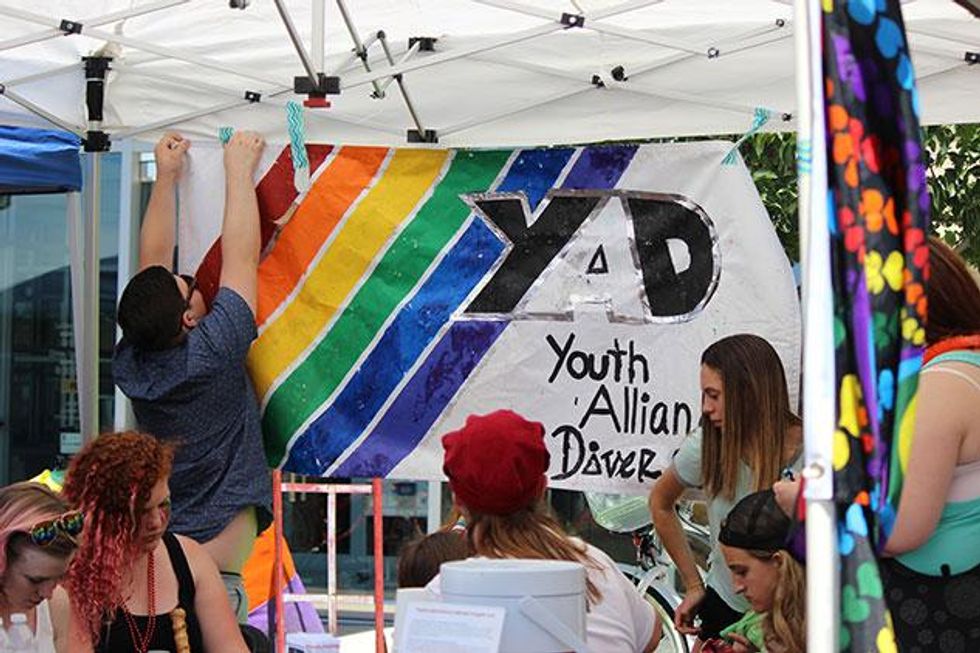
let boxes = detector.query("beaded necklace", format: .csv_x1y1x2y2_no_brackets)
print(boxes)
121,552,156,653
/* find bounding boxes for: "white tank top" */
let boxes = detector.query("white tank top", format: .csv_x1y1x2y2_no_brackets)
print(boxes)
35,600,56,653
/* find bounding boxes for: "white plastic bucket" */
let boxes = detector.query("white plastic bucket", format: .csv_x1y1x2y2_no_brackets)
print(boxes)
439,558,588,653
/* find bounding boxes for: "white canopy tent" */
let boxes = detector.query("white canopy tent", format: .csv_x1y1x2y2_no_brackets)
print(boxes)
0,0,977,146
1,2,977,651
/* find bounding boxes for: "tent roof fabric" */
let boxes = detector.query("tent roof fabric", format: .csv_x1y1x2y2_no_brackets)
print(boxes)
0,125,82,193
0,0,976,147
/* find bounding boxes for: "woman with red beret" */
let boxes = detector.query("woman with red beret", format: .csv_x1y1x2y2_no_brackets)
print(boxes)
439,409,662,653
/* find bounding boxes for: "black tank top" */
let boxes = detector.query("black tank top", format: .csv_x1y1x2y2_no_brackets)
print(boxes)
96,532,206,653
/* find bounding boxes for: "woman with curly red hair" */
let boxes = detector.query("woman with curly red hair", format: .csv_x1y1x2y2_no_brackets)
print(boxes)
51,431,247,653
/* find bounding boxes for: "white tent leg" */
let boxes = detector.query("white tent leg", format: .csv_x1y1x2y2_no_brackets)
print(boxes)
82,153,101,443
312,0,326,69
795,0,837,652
68,152,101,445
113,140,141,431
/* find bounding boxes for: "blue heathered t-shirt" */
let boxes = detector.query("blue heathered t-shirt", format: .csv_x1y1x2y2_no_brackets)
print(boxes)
112,287,272,542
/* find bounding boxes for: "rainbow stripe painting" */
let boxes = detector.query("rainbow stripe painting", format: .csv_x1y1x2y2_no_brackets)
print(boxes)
182,140,800,492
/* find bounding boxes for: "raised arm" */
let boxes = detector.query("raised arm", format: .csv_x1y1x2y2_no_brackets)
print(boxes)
218,131,265,315
649,467,704,636
139,132,190,271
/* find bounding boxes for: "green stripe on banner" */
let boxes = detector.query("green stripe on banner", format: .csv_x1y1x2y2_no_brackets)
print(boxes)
262,149,512,452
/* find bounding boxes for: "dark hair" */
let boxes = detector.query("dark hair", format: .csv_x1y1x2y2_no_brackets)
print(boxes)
926,236,980,344
117,265,185,350
397,531,470,588
719,490,791,553
701,334,800,499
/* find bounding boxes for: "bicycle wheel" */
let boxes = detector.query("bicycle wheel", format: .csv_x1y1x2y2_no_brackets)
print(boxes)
619,565,690,653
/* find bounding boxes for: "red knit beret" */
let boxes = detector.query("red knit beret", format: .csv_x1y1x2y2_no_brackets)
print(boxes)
442,410,550,516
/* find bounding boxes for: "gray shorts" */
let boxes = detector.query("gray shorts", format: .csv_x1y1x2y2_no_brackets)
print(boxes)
221,571,249,624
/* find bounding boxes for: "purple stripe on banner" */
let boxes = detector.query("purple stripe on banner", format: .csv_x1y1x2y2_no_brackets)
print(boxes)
334,320,508,477
563,144,639,189
337,144,639,477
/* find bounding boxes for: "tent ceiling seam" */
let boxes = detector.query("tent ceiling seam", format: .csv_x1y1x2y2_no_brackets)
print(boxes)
0,0,188,54
2,62,82,88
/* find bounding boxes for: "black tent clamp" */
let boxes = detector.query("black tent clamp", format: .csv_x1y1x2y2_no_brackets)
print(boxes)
408,37,437,52
59,19,83,35
272,0,339,108
83,56,112,153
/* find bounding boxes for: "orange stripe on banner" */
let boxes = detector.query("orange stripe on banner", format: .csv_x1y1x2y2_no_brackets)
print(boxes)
256,146,389,326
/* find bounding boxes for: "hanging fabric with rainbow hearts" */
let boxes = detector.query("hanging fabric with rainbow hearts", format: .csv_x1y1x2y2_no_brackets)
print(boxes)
823,0,930,650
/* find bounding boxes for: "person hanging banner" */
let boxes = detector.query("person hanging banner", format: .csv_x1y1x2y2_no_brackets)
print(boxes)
822,1,931,650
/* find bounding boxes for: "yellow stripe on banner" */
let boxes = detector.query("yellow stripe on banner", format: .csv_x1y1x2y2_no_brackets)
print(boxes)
249,148,450,403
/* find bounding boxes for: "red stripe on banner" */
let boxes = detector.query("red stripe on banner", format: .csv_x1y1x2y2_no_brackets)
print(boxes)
194,144,334,307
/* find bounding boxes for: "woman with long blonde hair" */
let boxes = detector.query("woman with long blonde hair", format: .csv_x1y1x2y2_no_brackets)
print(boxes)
649,334,802,645
439,410,662,653
718,490,804,653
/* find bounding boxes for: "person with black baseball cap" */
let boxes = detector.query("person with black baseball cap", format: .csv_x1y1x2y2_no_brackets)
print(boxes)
716,490,804,653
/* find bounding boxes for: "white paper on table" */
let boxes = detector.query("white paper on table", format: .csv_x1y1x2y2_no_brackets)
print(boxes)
397,601,505,653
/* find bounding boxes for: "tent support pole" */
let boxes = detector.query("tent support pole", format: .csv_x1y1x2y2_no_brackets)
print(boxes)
377,32,431,139
0,88,84,135
375,42,421,96
272,0,320,89
76,152,101,444
342,22,563,91
335,0,387,99
113,139,143,431
312,0,326,70
795,0,837,651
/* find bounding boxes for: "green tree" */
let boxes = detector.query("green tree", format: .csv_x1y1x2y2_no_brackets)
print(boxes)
739,124,979,267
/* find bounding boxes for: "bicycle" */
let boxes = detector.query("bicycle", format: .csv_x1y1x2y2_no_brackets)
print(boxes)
585,493,711,653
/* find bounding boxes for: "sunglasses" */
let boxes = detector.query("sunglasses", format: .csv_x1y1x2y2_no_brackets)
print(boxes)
29,511,84,547
178,274,198,309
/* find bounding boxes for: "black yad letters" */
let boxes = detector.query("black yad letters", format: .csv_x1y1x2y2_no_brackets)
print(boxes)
462,190,719,320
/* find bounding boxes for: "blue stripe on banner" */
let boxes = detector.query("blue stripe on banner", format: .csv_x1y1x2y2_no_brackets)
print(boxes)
329,144,639,477
285,221,506,475
283,148,576,476
497,147,576,206
332,320,510,477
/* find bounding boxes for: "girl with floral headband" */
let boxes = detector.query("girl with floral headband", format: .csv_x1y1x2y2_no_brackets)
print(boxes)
0,482,81,653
